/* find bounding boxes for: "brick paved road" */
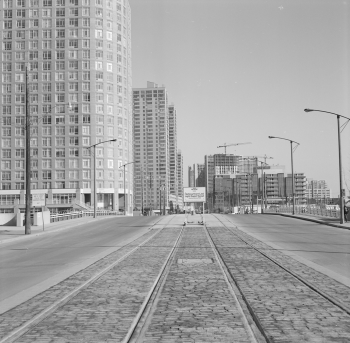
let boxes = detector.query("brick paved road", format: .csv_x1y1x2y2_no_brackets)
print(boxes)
208,226,350,342
2,215,350,343
138,227,259,343
10,228,181,343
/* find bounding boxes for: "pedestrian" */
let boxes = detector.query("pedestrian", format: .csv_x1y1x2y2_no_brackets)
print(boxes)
344,205,348,223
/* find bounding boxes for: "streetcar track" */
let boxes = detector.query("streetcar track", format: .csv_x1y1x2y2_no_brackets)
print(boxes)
124,222,268,343
212,215,350,316
203,225,265,343
0,216,175,343
123,226,184,343
4,214,349,342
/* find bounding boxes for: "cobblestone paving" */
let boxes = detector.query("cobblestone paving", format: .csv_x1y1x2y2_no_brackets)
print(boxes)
141,227,256,343
208,226,350,342
0,228,163,341
10,228,181,343
227,226,350,308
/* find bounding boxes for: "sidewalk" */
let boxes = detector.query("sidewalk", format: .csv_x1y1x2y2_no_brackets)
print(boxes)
0,215,120,245
266,211,350,230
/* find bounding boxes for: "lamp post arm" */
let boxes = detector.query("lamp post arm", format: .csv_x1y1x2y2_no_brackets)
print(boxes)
269,136,300,146
304,109,350,121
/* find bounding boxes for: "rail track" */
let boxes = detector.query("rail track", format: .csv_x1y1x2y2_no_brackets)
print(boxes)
207,214,350,342
0,215,177,343
1,214,350,342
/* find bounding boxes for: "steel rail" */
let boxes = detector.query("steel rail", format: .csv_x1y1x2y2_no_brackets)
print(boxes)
213,215,350,316
123,225,184,343
203,225,264,343
0,216,175,343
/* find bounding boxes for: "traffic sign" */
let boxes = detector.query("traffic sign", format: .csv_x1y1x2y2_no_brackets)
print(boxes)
32,193,46,206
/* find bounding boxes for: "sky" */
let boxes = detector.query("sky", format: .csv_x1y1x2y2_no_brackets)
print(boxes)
129,0,350,196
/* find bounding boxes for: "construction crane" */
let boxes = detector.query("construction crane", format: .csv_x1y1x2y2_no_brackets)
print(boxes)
217,142,252,154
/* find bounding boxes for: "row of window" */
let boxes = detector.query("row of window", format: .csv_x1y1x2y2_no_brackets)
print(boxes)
3,71,127,86
0,181,128,191
3,8,79,19
2,159,91,169
2,48,121,62
0,182,91,191
2,30,116,42
2,83,120,95
3,0,80,7
1,115,119,126
3,0,124,8
2,159,130,173
1,169,115,181
1,148,127,159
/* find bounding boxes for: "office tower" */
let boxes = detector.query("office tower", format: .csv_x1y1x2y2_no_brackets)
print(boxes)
0,0,133,213
133,82,173,213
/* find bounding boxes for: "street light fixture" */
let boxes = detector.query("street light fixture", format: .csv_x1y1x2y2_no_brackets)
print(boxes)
304,108,350,224
88,139,117,218
268,136,300,215
119,161,135,216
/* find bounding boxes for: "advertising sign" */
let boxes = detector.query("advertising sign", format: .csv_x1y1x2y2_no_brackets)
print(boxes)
183,187,206,203
32,193,46,206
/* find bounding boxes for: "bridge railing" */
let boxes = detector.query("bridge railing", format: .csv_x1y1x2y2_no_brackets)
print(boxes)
50,210,120,223
265,205,340,218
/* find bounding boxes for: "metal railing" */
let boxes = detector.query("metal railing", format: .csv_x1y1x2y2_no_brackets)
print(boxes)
265,205,340,218
50,209,120,223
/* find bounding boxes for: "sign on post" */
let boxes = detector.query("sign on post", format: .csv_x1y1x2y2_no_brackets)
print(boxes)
32,193,46,207
183,187,206,203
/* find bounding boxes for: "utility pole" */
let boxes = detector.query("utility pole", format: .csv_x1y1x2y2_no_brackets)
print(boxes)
25,65,31,235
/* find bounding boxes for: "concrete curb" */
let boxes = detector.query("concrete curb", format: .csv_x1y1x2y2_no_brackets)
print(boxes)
263,212,350,230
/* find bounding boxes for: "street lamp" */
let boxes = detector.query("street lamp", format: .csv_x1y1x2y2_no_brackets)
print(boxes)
268,136,300,215
119,161,135,216
304,108,350,224
24,63,72,234
88,139,117,218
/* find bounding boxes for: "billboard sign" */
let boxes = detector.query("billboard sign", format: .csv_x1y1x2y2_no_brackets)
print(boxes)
183,187,206,203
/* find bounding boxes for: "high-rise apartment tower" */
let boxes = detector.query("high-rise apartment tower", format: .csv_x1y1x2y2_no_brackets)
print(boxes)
133,82,182,213
0,0,133,212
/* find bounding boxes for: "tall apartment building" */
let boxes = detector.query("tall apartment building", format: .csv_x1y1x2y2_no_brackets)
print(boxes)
168,104,177,197
196,163,205,187
0,0,133,213
188,164,195,187
176,150,183,210
133,82,182,213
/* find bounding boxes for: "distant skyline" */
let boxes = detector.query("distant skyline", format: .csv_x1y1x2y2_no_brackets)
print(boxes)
130,0,350,195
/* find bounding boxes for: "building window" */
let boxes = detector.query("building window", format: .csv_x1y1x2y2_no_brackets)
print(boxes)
42,170,52,180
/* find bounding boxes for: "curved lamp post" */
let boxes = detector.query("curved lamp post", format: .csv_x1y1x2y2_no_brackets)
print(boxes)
88,139,117,218
268,136,300,215
119,161,135,216
304,108,350,224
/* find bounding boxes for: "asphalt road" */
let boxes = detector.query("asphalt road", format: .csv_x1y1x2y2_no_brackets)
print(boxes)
219,213,350,287
0,216,159,313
